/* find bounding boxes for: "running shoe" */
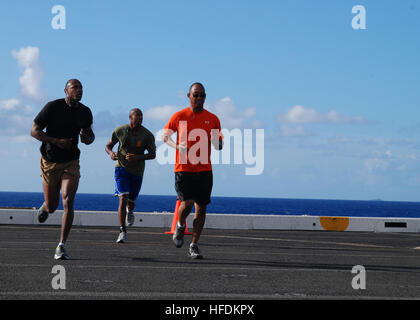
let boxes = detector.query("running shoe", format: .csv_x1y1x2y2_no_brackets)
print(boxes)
37,204,49,223
172,224,185,248
54,244,70,260
126,210,134,227
188,243,203,259
116,227,127,243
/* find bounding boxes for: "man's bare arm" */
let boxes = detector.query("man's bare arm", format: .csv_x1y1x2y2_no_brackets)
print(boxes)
211,130,223,150
162,131,187,153
105,140,118,160
162,133,177,149
126,143,156,162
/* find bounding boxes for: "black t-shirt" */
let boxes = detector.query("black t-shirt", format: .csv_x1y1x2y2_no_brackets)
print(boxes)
34,99,93,163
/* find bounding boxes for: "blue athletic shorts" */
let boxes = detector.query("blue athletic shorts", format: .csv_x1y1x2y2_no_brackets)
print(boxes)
114,167,143,202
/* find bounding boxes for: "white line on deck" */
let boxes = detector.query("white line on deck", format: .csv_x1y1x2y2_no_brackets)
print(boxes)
0,291,416,300
0,225,399,249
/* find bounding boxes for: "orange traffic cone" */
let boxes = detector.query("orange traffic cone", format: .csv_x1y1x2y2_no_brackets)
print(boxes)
165,199,192,235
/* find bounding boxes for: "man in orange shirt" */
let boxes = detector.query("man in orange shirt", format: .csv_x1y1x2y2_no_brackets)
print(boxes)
163,82,223,259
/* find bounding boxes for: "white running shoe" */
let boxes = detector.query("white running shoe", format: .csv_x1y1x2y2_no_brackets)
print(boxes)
116,227,127,243
54,244,70,260
172,224,186,248
126,210,134,227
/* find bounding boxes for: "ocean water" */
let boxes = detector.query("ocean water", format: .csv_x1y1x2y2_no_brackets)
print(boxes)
0,192,420,218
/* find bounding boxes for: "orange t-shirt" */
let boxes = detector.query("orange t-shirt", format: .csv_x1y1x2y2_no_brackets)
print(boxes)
164,107,223,172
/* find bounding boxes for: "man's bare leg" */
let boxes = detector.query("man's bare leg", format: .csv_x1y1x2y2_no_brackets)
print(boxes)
186,203,206,259
127,200,135,212
178,200,194,226
59,174,79,244
38,181,60,223
41,181,60,214
172,200,194,248
118,195,129,228
116,195,129,243
192,203,206,244
126,199,136,226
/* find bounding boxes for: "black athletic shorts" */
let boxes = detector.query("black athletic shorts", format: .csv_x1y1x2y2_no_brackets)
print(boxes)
175,171,213,206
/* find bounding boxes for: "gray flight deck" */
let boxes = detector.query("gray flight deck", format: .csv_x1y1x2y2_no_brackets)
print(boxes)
0,224,420,300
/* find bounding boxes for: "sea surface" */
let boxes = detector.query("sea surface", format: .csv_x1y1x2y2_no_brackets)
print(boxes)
1,192,420,218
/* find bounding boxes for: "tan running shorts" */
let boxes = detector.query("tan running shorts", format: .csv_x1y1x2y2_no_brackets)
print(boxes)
40,157,80,187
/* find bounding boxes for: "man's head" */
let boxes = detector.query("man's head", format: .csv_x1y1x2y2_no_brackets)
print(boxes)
129,108,143,129
187,82,206,110
64,79,83,102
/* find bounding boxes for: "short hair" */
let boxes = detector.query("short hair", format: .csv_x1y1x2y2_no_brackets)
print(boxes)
65,79,81,88
130,108,142,115
189,82,205,93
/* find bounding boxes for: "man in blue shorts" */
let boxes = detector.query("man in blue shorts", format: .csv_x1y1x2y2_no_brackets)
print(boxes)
105,108,156,243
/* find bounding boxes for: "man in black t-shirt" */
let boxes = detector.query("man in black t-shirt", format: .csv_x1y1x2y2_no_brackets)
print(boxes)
31,79,95,260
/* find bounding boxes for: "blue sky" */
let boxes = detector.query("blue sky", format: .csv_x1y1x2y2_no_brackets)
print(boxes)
1,0,420,201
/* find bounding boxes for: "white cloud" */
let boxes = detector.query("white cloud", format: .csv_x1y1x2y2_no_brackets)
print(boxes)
12,46,45,101
143,97,262,130
330,134,352,144
0,46,44,138
211,96,261,129
11,135,33,144
92,110,129,136
244,107,256,118
0,99,20,111
365,158,389,172
280,125,308,137
144,105,180,121
278,105,370,125
278,105,322,124
0,98,34,136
